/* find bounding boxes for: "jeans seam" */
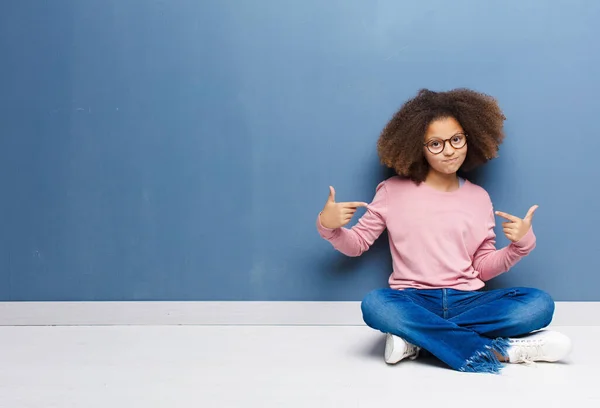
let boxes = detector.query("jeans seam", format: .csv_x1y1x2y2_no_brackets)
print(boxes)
442,289,448,319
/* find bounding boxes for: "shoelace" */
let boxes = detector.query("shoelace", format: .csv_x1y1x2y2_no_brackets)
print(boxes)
510,340,545,366
404,344,420,360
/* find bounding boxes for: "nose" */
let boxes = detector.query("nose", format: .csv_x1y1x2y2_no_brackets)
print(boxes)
443,141,456,156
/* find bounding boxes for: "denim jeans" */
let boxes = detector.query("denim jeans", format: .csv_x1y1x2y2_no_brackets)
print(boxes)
361,286,555,373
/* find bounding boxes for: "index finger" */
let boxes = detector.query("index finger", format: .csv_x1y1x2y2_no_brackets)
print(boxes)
342,202,369,208
495,211,520,222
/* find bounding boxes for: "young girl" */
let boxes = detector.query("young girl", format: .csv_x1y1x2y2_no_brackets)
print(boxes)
316,88,572,374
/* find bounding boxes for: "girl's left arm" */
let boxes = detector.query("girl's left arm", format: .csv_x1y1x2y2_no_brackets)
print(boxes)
472,207,537,281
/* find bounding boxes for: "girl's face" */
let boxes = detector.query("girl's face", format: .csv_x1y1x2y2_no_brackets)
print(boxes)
423,116,468,176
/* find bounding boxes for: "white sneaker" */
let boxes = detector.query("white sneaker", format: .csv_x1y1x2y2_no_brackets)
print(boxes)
507,330,572,364
384,333,420,364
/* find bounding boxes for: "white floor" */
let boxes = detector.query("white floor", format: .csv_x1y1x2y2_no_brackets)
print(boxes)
0,325,597,407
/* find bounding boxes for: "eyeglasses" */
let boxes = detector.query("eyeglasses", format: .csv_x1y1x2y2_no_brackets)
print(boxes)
423,133,468,155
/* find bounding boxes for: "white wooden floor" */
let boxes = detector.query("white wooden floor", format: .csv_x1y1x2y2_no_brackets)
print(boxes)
0,325,597,407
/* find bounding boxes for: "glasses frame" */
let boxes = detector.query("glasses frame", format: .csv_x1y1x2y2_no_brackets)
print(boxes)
423,133,468,155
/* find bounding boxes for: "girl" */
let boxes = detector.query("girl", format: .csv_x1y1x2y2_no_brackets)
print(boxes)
316,88,571,374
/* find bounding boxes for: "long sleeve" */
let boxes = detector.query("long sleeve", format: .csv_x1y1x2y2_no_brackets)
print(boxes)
316,181,388,257
473,207,537,281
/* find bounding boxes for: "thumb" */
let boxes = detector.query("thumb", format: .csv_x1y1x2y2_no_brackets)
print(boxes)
524,204,538,222
327,186,336,203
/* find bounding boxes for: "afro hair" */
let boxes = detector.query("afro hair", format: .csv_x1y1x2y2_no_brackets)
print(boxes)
377,88,506,183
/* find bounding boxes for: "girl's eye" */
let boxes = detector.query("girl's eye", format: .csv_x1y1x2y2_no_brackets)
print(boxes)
430,141,440,147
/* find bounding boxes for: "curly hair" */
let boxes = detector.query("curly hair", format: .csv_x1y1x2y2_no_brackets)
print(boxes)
377,88,506,183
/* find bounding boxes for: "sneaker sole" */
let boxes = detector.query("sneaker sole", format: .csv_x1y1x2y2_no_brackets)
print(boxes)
384,333,400,364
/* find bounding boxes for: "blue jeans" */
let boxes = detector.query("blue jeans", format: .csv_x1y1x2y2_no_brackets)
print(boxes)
361,287,555,373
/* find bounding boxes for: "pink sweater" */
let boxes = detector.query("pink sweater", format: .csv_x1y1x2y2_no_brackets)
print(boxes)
316,176,536,291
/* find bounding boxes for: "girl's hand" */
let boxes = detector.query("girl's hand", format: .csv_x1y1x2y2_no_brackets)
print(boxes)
319,186,368,229
495,205,538,243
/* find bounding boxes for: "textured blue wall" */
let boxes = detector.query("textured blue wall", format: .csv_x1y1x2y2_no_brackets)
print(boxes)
1,0,598,301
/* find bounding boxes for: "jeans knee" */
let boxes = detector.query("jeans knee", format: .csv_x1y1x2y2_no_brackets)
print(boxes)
533,289,555,327
360,288,409,331
360,289,386,327
514,288,555,330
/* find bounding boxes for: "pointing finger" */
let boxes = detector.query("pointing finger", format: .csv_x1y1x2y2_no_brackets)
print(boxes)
495,211,520,223
342,202,369,208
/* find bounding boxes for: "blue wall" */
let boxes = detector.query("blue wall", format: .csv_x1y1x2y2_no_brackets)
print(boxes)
1,0,599,301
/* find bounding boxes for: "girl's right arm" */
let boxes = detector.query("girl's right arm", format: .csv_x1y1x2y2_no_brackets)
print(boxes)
316,181,388,257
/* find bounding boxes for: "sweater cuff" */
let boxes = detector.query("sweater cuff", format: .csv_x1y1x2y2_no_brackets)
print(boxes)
316,212,338,239
512,226,536,253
